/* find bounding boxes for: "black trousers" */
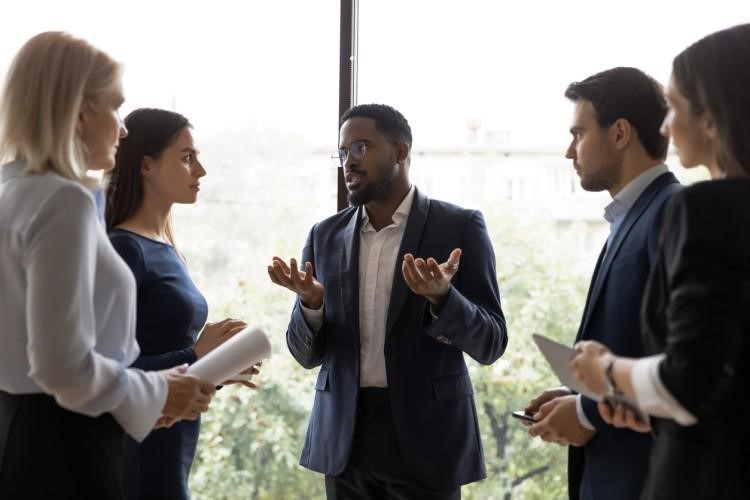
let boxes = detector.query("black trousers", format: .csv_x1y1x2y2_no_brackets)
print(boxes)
0,390,124,500
325,388,460,500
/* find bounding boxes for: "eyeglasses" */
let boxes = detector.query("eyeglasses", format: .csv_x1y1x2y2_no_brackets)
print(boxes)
331,140,367,168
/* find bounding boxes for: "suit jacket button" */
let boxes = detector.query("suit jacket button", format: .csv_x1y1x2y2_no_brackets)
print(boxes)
436,334,452,345
305,337,312,348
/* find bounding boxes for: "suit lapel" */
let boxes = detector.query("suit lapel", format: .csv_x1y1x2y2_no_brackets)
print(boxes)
340,207,362,344
577,172,678,339
385,188,430,335
575,243,608,342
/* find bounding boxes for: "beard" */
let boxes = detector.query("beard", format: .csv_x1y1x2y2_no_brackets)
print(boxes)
346,164,399,206
347,182,378,206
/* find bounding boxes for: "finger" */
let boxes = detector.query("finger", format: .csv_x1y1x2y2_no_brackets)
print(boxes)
197,381,217,396
272,257,291,274
613,403,629,427
267,266,282,284
218,320,246,335
224,324,248,337
537,399,555,418
413,258,433,282
270,261,294,287
289,259,304,289
440,248,461,274
304,262,314,285
239,381,257,389
426,258,443,279
527,423,539,437
598,401,614,423
402,259,420,288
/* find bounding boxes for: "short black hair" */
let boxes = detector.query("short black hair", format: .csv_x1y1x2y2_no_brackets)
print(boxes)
339,103,412,147
565,67,668,160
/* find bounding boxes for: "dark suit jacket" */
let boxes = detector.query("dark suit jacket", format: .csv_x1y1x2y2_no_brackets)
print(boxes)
569,172,681,500
639,179,750,500
285,188,507,490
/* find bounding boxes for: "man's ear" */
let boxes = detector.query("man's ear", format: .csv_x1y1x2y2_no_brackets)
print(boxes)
396,143,410,164
611,118,632,151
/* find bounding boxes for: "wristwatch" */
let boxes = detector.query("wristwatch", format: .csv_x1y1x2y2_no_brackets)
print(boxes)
604,357,624,398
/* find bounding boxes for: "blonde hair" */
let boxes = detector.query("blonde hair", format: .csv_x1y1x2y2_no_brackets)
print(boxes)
0,31,121,184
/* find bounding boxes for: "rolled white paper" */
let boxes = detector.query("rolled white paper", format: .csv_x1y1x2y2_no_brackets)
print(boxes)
187,327,271,385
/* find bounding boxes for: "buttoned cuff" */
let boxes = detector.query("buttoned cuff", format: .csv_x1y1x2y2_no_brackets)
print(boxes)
299,301,324,332
575,394,596,430
631,354,697,426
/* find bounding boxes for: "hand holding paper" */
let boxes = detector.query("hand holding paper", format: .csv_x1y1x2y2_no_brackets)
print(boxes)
187,327,271,385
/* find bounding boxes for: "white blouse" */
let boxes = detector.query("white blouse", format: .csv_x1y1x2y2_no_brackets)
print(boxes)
0,161,166,441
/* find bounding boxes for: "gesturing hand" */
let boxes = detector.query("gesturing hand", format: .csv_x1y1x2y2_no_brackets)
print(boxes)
402,248,461,311
267,257,325,309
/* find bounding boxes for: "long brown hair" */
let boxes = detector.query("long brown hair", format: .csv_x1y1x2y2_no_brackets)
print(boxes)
672,24,750,177
106,108,191,245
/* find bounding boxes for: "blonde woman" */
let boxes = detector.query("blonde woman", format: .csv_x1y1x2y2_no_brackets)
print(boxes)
0,32,216,499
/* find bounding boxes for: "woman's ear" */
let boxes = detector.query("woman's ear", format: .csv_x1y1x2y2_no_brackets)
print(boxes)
76,102,88,135
141,155,155,178
703,112,718,141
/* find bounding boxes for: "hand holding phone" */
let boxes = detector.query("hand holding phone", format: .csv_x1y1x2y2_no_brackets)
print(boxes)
511,410,536,425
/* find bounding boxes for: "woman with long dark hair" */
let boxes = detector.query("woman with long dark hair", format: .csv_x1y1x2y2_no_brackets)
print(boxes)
106,108,254,499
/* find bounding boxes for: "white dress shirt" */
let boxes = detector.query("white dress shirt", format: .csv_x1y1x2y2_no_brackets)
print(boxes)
575,164,696,429
0,161,167,441
302,186,416,387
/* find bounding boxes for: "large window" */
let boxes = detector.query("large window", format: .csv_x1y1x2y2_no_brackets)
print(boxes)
356,1,745,498
2,1,748,498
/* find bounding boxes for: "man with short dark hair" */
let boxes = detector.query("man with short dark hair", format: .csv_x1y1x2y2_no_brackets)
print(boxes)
524,67,682,500
268,103,507,499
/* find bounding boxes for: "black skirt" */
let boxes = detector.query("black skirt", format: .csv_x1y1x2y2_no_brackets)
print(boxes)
0,390,124,500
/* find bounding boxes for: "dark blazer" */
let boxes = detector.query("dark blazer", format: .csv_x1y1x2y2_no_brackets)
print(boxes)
569,172,681,500
286,188,507,490
639,179,750,500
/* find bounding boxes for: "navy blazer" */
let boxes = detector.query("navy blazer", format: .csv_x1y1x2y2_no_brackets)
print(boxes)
569,172,681,500
286,188,507,490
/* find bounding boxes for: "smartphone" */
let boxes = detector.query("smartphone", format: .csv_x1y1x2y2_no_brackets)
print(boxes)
511,410,536,424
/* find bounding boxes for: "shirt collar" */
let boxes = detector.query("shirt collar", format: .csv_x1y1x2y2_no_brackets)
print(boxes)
1,160,25,182
361,185,416,232
603,164,669,223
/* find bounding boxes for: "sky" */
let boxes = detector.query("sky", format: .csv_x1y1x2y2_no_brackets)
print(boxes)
1,0,747,150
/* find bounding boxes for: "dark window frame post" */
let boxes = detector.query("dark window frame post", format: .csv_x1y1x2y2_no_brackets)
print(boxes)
337,0,358,211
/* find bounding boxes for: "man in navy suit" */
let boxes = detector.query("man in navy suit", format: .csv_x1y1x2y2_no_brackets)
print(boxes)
524,68,682,500
268,104,507,499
